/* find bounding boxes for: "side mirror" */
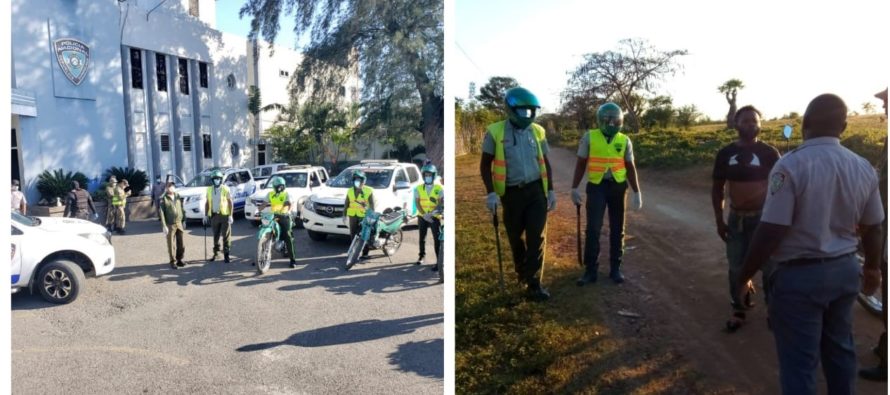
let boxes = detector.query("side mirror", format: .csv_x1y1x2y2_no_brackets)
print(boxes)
226,181,236,188
394,181,411,191
782,124,792,140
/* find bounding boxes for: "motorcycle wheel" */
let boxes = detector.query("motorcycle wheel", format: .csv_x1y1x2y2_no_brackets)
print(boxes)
256,233,273,274
345,236,365,271
382,230,403,257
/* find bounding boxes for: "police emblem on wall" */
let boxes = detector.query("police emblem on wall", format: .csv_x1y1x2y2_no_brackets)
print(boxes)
54,38,90,85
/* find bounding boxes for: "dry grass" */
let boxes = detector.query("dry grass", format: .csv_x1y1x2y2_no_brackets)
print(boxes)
455,155,711,394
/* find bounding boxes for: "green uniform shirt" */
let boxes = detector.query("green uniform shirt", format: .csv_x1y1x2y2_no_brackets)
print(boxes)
159,193,185,226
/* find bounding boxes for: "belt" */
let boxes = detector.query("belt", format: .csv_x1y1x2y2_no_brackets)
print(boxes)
506,179,542,190
781,252,857,266
730,208,762,217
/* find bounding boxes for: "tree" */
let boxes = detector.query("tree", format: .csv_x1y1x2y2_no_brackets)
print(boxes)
641,95,674,130
675,104,701,130
239,0,444,171
862,102,876,115
476,76,519,114
718,79,744,129
565,38,687,133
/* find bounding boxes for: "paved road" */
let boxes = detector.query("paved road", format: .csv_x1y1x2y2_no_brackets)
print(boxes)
12,216,443,394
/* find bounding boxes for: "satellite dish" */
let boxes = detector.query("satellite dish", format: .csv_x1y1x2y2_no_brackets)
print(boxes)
782,124,792,140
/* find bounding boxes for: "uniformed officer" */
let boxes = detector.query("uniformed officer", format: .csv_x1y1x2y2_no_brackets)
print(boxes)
11,179,27,215
480,87,556,301
737,94,884,394
710,105,781,332
104,176,128,234
63,181,98,221
571,102,642,286
860,87,888,382
414,163,443,270
345,170,375,260
159,182,186,269
264,176,297,267
203,170,234,263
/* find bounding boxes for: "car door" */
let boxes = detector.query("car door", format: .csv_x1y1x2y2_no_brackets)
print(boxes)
11,225,23,286
394,168,414,214
224,172,244,209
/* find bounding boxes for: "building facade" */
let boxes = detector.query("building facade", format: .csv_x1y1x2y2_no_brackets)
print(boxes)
10,0,301,203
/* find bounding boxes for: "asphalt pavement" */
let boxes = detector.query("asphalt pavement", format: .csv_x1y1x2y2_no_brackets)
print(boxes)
12,215,444,394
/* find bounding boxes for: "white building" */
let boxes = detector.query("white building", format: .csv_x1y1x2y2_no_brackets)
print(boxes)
10,0,323,203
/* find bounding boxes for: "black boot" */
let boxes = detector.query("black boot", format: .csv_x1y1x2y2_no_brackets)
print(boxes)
208,251,218,262
859,363,888,381
609,262,625,284
526,279,551,302
290,259,297,268
576,265,598,286
224,251,230,263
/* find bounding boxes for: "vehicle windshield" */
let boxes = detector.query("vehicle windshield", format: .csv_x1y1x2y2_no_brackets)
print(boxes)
264,172,308,189
185,174,215,187
11,211,40,226
328,168,393,189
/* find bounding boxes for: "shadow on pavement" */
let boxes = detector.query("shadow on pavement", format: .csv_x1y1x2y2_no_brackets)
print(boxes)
388,339,444,379
236,313,443,351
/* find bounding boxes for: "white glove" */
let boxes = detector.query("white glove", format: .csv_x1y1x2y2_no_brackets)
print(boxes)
342,215,348,225
93,213,99,221
571,188,583,206
162,227,169,235
547,190,557,211
228,215,234,225
631,191,643,211
202,216,209,226
485,192,499,213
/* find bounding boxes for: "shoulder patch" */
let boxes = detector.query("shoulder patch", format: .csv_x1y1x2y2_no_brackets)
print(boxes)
769,172,786,195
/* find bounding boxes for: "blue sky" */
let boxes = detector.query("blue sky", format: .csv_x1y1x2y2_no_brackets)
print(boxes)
216,1,301,49
452,0,889,120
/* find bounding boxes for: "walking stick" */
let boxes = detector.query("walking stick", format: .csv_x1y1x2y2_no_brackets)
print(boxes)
203,219,208,261
492,212,505,292
576,204,583,267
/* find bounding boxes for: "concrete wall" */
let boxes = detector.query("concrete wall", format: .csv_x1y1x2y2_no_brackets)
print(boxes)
12,0,129,203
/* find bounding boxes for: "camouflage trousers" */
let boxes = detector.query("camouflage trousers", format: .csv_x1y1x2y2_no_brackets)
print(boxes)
106,205,126,229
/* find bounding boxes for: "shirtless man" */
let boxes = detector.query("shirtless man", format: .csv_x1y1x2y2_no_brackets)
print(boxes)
711,105,781,332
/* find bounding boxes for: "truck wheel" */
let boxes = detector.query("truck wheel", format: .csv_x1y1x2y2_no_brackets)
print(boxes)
36,259,86,304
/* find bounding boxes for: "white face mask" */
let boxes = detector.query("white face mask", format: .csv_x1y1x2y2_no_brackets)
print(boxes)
213,179,222,187
354,180,362,188
12,186,19,191
424,176,433,185
167,188,176,195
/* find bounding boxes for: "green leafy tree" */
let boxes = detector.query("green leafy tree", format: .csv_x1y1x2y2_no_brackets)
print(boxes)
641,95,674,130
240,0,443,171
565,38,687,133
718,79,745,129
675,104,701,130
476,76,519,114
36,169,90,205
862,102,876,115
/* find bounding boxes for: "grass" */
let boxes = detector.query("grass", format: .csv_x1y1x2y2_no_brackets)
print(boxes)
455,155,709,394
553,115,887,169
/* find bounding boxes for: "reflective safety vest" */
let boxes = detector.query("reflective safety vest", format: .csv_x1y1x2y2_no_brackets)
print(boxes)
268,190,289,215
587,129,628,184
108,186,124,206
487,120,549,196
206,186,231,216
416,184,443,213
346,186,373,218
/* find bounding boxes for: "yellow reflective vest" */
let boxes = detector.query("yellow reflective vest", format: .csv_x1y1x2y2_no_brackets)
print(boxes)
346,186,373,218
268,190,289,215
416,184,443,213
486,120,549,196
587,129,627,184
205,186,231,216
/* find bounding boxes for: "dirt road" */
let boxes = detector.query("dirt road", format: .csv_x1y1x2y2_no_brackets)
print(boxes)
546,146,886,394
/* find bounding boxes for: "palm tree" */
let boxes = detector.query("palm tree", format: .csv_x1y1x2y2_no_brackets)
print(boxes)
718,79,745,129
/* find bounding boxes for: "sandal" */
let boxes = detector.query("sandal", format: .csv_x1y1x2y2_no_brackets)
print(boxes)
725,311,746,333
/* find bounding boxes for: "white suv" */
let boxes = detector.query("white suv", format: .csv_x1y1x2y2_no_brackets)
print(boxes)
11,212,116,304
252,163,289,189
302,160,423,241
244,165,330,226
179,167,257,221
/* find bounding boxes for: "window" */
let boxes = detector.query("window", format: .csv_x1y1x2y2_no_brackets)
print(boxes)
225,173,238,184
258,152,266,166
156,54,167,92
279,70,289,78
339,86,346,97
182,135,192,151
178,59,189,95
406,166,420,183
226,74,236,89
319,169,328,183
261,167,272,177
239,171,251,183
160,134,170,151
310,172,320,187
395,169,409,184
202,134,211,158
129,48,143,89
199,62,208,88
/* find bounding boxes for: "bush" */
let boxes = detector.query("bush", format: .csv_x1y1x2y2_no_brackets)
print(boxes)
36,169,90,205
102,167,148,196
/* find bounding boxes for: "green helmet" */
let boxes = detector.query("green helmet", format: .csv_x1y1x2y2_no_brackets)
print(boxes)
421,164,437,177
268,176,286,190
504,87,540,129
597,102,624,137
210,170,224,180
352,170,367,182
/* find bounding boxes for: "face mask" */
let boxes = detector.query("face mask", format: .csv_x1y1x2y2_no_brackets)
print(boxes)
213,179,221,187
276,186,285,193
424,176,433,185
354,180,362,188
12,186,18,191
167,188,176,195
